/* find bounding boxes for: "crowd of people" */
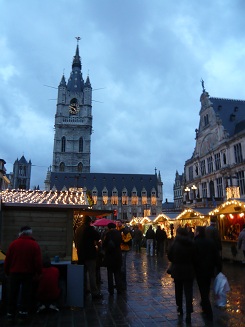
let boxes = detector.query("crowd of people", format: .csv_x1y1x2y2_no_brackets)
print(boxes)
2,216,240,325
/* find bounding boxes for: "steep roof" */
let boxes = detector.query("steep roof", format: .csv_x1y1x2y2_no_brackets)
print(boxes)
210,97,245,137
50,172,159,197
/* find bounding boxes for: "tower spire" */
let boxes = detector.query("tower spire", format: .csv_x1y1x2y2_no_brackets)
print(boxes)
72,37,81,70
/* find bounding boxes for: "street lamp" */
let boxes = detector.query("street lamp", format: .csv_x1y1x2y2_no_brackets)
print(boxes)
184,186,190,202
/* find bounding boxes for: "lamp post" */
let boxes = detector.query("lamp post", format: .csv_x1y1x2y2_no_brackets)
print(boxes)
184,186,190,202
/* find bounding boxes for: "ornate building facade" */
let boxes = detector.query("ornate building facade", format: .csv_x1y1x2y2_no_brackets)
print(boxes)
45,42,163,220
183,84,245,206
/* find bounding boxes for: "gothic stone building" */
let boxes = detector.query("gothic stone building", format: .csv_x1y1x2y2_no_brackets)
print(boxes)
183,86,245,206
45,43,163,220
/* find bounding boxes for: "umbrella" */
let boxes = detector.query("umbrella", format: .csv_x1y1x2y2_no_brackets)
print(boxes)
93,218,114,227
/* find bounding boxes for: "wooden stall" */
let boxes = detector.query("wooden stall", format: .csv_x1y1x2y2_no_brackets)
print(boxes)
174,208,210,237
0,189,112,261
209,199,245,261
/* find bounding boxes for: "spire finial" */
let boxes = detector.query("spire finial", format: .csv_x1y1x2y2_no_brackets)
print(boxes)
200,78,205,92
75,36,81,44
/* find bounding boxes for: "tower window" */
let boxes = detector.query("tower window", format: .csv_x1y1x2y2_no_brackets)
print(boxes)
61,136,66,152
78,162,83,172
59,162,65,172
79,137,83,152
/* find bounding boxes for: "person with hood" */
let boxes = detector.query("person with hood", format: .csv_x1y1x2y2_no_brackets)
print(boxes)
4,226,42,320
167,227,195,324
103,223,123,295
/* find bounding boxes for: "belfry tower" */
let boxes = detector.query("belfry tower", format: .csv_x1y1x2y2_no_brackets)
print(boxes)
52,39,92,174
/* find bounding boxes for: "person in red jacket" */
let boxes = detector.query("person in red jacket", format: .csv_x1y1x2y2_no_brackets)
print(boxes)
4,226,42,320
36,255,60,313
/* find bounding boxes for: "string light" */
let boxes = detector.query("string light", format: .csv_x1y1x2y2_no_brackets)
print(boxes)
0,189,89,206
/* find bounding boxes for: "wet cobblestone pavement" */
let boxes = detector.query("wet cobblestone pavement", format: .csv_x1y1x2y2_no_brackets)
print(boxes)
1,248,245,326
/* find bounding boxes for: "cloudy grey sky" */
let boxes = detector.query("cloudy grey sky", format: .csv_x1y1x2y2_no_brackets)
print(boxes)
1,0,245,201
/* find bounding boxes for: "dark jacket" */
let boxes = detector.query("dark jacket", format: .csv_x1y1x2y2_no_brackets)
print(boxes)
4,235,42,275
145,228,155,240
103,229,122,269
205,224,222,251
75,224,100,264
155,228,167,243
194,234,221,278
167,235,195,280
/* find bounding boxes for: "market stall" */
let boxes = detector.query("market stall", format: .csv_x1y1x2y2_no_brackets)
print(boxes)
174,208,210,236
209,199,245,261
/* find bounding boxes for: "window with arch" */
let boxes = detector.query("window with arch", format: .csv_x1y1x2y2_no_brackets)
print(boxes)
131,188,138,205
111,188,118,205
61,136,66,152
79,137,83,152
78,162,83,172
102,187,108,205
141,188,147,205
59,162,65,172
92,187,98,205
151,189,157,205
122,188,128,205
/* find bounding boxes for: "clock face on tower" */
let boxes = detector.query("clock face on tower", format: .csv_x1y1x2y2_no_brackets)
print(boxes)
69,100,79,115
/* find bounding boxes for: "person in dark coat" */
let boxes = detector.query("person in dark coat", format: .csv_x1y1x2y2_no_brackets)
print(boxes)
145,225,155,256
103,223,123,295
4,226,42,320
155,226,167,257
168,227,195,324
75,215,102,299
133,225,143,253
206,217,222,254
194,226,222,322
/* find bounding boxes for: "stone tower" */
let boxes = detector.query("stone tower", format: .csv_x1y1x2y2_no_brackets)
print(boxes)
12,155,32,189
52,41,92,174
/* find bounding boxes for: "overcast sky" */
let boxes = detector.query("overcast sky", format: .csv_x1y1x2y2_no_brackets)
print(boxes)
1,0,245,201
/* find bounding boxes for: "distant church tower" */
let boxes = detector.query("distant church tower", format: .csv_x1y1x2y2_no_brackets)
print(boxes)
12,155,32,189
52,39,92,174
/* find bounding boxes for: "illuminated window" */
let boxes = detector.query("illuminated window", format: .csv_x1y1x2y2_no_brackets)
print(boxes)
92,188,98,205
141,188,147,205
131,188,138,205
122,188,128,205
102,187,108,205
151,189,157,205
111,188,118,205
